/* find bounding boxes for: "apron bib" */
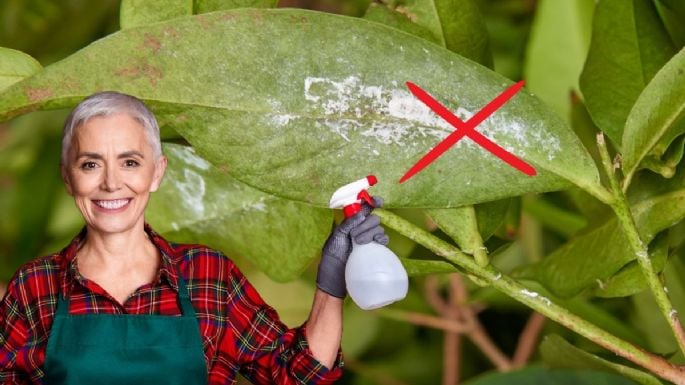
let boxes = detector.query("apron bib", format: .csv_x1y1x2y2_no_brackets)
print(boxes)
43,270,208,385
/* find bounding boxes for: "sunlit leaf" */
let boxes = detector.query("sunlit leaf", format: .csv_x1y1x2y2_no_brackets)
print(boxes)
580,0,676,147
540,334,661,385
0,47,41,92
525,0,594,120
364,0,492,67
622,47,685,184
0,9,603,208
146,144,332,282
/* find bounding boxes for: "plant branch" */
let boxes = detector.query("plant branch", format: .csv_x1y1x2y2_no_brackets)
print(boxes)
377,209,685,385
377,308,469,333
513,312,545,367
597,132,685,356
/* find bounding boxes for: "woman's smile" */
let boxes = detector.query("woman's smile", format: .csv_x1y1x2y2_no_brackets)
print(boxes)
92,198,133,212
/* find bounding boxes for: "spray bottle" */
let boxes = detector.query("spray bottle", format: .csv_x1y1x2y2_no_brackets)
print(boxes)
329,175,409,310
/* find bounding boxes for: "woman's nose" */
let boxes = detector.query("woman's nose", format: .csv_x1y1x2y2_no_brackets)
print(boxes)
101,166,122,191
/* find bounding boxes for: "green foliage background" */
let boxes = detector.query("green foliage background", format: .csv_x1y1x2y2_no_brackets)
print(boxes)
1,0,685,384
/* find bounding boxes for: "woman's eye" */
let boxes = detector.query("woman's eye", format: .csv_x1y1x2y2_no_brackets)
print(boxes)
80,161,97,170
124,159,140,167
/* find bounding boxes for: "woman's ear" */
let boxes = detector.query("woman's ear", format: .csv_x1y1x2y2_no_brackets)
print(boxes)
61,165,74,196
150,155,167,192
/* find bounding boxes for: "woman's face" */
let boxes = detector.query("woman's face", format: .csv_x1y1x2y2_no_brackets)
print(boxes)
61,113,167,235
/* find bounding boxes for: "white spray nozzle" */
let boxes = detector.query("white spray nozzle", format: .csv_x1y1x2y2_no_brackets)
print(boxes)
329,175,377,217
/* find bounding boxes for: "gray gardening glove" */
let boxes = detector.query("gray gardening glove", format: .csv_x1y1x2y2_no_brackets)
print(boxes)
317,196,390,298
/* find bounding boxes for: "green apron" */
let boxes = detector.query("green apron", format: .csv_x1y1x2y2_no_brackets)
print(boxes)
43,268,208,385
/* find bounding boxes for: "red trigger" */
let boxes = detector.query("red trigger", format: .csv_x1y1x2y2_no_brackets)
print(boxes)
357,190,375,208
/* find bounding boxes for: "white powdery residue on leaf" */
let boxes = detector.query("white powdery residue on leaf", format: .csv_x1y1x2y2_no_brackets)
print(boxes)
322,119,361,142
670,309,679,318
171,145,211,171
242,197,268,213
520,289,552,306
175,169,206,217
270,113,298,127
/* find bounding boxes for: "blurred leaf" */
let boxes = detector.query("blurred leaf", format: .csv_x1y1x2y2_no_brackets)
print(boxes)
657,0,685,20
364,0,493,67
147,144,332,282
1,133,62,280
519,184,685,298
522,195,587,238
540,334,661,385
0,9,603,208
655,0,685,49
580,0,676,148
246,273,315,326
0,0,120,65
622,47,685,184
120,0,193,29
463,365,640,385
593,231,669,298
570,92,602,170
194,0,278,13
341,304,381,358
0,47,41,92
524,0,594,120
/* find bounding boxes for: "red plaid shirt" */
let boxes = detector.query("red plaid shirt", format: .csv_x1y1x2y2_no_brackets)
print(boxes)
0,225,342,384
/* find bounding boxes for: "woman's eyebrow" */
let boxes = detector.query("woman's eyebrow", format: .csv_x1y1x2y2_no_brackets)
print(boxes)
119,151,145,159
76,152,103,160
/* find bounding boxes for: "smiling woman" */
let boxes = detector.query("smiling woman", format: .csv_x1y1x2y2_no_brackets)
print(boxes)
0,91,390,384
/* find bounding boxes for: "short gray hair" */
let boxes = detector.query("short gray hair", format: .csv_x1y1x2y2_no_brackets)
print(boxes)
61,91,162,165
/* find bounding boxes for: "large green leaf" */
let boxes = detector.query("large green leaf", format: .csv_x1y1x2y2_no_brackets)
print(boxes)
0,9,602,208
146,144,332,282
462,366,639,385
120,0,193,29
580,0,676,147
194,0,277,13
524,0,594,120
622,47,685,184
0,48,41,93
540,334,661,385
519,185,685,298
363,0,492,67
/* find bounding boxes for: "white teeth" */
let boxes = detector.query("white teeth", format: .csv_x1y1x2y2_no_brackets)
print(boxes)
95,199,130,209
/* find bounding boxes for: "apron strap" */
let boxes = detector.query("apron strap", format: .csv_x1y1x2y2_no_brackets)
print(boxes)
174,266,197,318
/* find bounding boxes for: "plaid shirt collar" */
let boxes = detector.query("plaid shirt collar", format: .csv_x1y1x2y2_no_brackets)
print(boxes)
58,223,181,299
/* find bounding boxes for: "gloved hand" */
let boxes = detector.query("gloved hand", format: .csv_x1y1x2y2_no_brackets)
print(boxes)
317,196,389,298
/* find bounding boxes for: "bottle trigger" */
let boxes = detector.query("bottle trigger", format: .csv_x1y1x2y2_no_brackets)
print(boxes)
358,190,375,208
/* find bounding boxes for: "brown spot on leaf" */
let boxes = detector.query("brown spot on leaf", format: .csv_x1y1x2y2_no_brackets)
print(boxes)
395,6,418,22
250,10,264,25
143,33,162,53
163,26,180,38
25,87,54,102
196,14,212,30
289,14,308,24
221,13,236,22
114,63,163,86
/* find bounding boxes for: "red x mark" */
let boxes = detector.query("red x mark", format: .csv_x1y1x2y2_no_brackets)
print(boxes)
399,81,537,184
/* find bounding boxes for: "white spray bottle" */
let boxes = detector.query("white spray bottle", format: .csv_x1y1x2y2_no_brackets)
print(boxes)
329,175,409,310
